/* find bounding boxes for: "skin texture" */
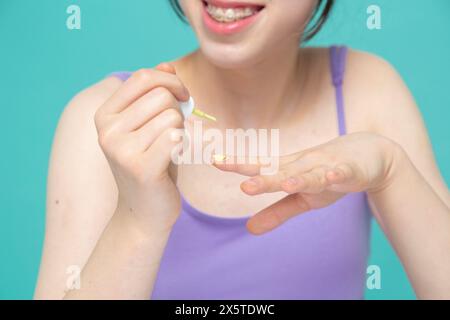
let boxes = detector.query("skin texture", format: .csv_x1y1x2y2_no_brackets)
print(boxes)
35,0,449,299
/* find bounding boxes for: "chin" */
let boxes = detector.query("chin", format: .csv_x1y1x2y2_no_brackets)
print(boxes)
182,0,309,70
198,40,267,70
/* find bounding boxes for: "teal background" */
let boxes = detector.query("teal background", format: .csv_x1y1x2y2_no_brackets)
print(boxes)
0,0,449,300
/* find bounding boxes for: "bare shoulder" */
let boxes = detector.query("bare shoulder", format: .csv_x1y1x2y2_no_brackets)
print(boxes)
343,48,418,134
51,76,123,155
49,75,124,206
35,76,123,299
344,49,449,202
61,76,122,121
50,75,123,193
300,47,416,134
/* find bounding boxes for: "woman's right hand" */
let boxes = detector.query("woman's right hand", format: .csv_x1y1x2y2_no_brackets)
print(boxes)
94,63,188,235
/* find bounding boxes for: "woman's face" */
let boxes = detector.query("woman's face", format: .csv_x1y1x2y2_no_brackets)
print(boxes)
180,0,318,69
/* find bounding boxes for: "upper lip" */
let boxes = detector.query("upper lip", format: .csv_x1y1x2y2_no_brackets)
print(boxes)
204,0,265,9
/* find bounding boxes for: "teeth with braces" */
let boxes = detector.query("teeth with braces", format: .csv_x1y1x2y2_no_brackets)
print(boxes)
206,4,258,22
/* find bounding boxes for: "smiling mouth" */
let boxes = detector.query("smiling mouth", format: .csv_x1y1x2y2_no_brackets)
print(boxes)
202,1,265,23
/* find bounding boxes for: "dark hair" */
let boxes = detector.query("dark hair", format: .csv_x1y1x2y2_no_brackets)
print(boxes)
168,0,334,41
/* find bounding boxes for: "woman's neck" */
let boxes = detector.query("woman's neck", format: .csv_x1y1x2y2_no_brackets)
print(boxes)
180,44,308,129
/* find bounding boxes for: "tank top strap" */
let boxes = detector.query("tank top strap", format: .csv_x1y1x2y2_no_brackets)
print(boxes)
329,46,348,136
109,71,133,82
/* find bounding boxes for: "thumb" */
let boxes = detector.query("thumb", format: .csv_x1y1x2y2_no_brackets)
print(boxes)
155,62,177,75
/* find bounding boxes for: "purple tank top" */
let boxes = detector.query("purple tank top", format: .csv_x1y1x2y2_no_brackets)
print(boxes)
111,46,372,299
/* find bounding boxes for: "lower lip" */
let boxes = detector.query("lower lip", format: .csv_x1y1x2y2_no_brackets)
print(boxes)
202,3,262,35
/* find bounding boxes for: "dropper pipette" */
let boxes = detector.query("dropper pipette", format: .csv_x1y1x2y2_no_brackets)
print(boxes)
179,97,216,122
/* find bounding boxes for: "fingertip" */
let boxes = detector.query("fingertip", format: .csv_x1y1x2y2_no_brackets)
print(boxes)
181,87,191,101
240,184,258,195
212,159,230,172
174,84,190,103
154,63,189,102
212,154,227,163
155,62,176,74
212,163,227,173
246,211,282,235
241,177,262,195
246,218,267,236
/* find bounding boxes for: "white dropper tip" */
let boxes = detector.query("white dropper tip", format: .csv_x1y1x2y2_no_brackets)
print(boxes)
178,97,217,122
179,97,195,119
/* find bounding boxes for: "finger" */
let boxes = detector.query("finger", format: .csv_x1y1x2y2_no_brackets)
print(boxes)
118,87,181,132
259,162,358,196
324,163,363,193
133,108,184,152
240,171,290,195
212,155,264,176
246,193,310,235
155,63,177,74
238,159,316,195
325,163,356,184
143,127,185,175
213,154,297,177
280,166,330,194
101,67,189,115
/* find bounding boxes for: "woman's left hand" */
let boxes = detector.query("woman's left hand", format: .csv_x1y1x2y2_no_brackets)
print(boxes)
213,132,401,234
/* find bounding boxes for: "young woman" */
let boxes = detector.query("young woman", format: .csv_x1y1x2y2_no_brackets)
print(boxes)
35,0,449,299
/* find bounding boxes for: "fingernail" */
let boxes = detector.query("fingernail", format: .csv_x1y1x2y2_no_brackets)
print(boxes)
245,177,261,188
285,177,298,185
